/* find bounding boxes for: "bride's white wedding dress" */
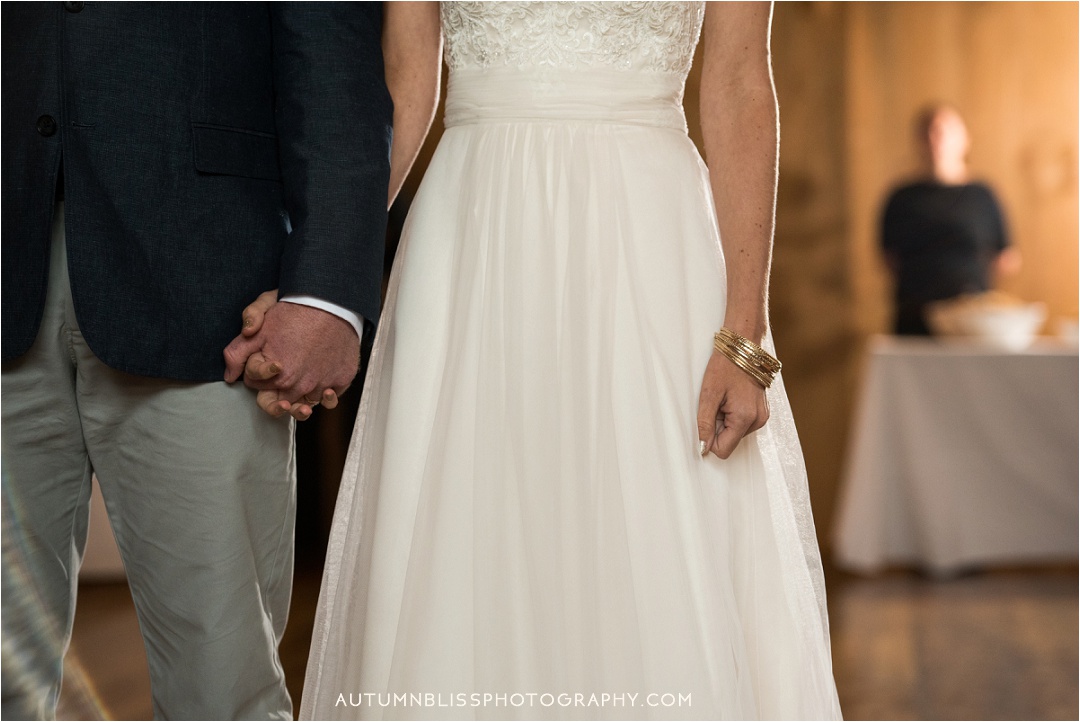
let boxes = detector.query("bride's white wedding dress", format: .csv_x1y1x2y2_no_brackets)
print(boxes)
302,3,841,719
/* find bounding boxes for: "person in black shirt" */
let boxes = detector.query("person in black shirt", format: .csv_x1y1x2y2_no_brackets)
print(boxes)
881,104,1020,334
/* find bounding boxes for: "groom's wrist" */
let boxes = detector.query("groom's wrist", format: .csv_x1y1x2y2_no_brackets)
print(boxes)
279,296,364,339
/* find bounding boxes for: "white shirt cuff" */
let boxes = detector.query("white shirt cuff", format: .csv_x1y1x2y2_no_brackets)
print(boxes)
280,296,364,339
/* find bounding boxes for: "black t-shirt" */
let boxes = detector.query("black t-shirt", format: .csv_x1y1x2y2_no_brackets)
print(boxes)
881,181,1009,333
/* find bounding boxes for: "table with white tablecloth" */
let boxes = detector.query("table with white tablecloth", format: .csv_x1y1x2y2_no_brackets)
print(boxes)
833,336,1079,574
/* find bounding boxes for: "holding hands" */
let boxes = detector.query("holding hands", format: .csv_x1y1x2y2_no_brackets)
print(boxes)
224,291,353,420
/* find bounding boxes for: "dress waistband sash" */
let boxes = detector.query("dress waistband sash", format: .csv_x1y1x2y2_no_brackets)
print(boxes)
444,68,688,132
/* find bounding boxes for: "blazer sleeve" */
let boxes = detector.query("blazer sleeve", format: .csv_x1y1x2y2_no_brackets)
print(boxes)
270,2,393,326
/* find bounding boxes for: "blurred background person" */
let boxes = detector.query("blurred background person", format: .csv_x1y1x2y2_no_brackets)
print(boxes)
881,104,1022,335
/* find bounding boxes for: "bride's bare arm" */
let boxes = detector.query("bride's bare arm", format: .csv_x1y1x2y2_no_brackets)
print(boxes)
701,1,777,342
383,1,442,208
695,2,777,459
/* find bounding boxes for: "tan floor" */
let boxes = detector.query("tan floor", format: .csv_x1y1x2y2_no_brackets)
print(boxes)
57,566,1078,720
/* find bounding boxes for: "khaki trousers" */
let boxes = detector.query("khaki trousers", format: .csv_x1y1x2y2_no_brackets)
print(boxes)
1,204,296,720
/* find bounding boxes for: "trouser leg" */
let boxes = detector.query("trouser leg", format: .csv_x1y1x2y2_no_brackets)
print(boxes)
1,205,94,721
55,263,298,716
5,201,297,720
76,351,297,719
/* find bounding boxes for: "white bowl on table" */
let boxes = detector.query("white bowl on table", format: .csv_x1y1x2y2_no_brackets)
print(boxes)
926,296,1047,351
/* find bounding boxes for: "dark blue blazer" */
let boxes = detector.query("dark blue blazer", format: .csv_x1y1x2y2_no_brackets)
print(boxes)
2,2,392,381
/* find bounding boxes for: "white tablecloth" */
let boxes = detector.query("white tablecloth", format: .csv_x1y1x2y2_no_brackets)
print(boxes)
833,337,1079,574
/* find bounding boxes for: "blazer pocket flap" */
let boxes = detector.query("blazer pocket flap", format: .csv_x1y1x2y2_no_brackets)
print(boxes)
191,124,281,182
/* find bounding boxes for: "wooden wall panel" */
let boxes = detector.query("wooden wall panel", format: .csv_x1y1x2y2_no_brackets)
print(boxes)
767,3,859,544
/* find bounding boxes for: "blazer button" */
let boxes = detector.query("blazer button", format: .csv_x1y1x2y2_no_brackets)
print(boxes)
64,1,84,12
37,115,57,137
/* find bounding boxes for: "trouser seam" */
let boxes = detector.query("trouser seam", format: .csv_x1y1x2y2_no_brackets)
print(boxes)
57,454,93,670
263,494,294,633
259,437,297,691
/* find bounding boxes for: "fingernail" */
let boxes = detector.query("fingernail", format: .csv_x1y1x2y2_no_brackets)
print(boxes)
699,440,708,457
243,317,252,328
268,363,281,374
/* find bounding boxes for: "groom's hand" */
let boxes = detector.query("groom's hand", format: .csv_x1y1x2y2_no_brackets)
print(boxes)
224,302,359,404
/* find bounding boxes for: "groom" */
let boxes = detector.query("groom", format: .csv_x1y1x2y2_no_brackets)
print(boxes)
1,4,390,719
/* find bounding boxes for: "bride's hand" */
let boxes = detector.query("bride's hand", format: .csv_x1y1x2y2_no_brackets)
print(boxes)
254,386,340,421
241,289,280,336
696,352,770,459
245,352,341,420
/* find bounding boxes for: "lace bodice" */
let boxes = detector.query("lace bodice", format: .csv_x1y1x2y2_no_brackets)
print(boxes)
441,2,705,76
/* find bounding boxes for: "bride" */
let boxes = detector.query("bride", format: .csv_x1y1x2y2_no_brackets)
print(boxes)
245,2,840,718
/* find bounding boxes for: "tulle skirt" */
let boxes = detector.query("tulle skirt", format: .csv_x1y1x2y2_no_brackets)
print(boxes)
301,74,841,720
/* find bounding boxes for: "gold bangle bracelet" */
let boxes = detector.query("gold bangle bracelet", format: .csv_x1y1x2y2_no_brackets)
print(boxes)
715,329,780,371
713,328,781,389
715,328,781,373
712,332,781,377
716,344,774,389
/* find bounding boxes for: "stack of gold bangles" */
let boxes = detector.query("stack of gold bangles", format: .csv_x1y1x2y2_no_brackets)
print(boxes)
713,327,782,389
